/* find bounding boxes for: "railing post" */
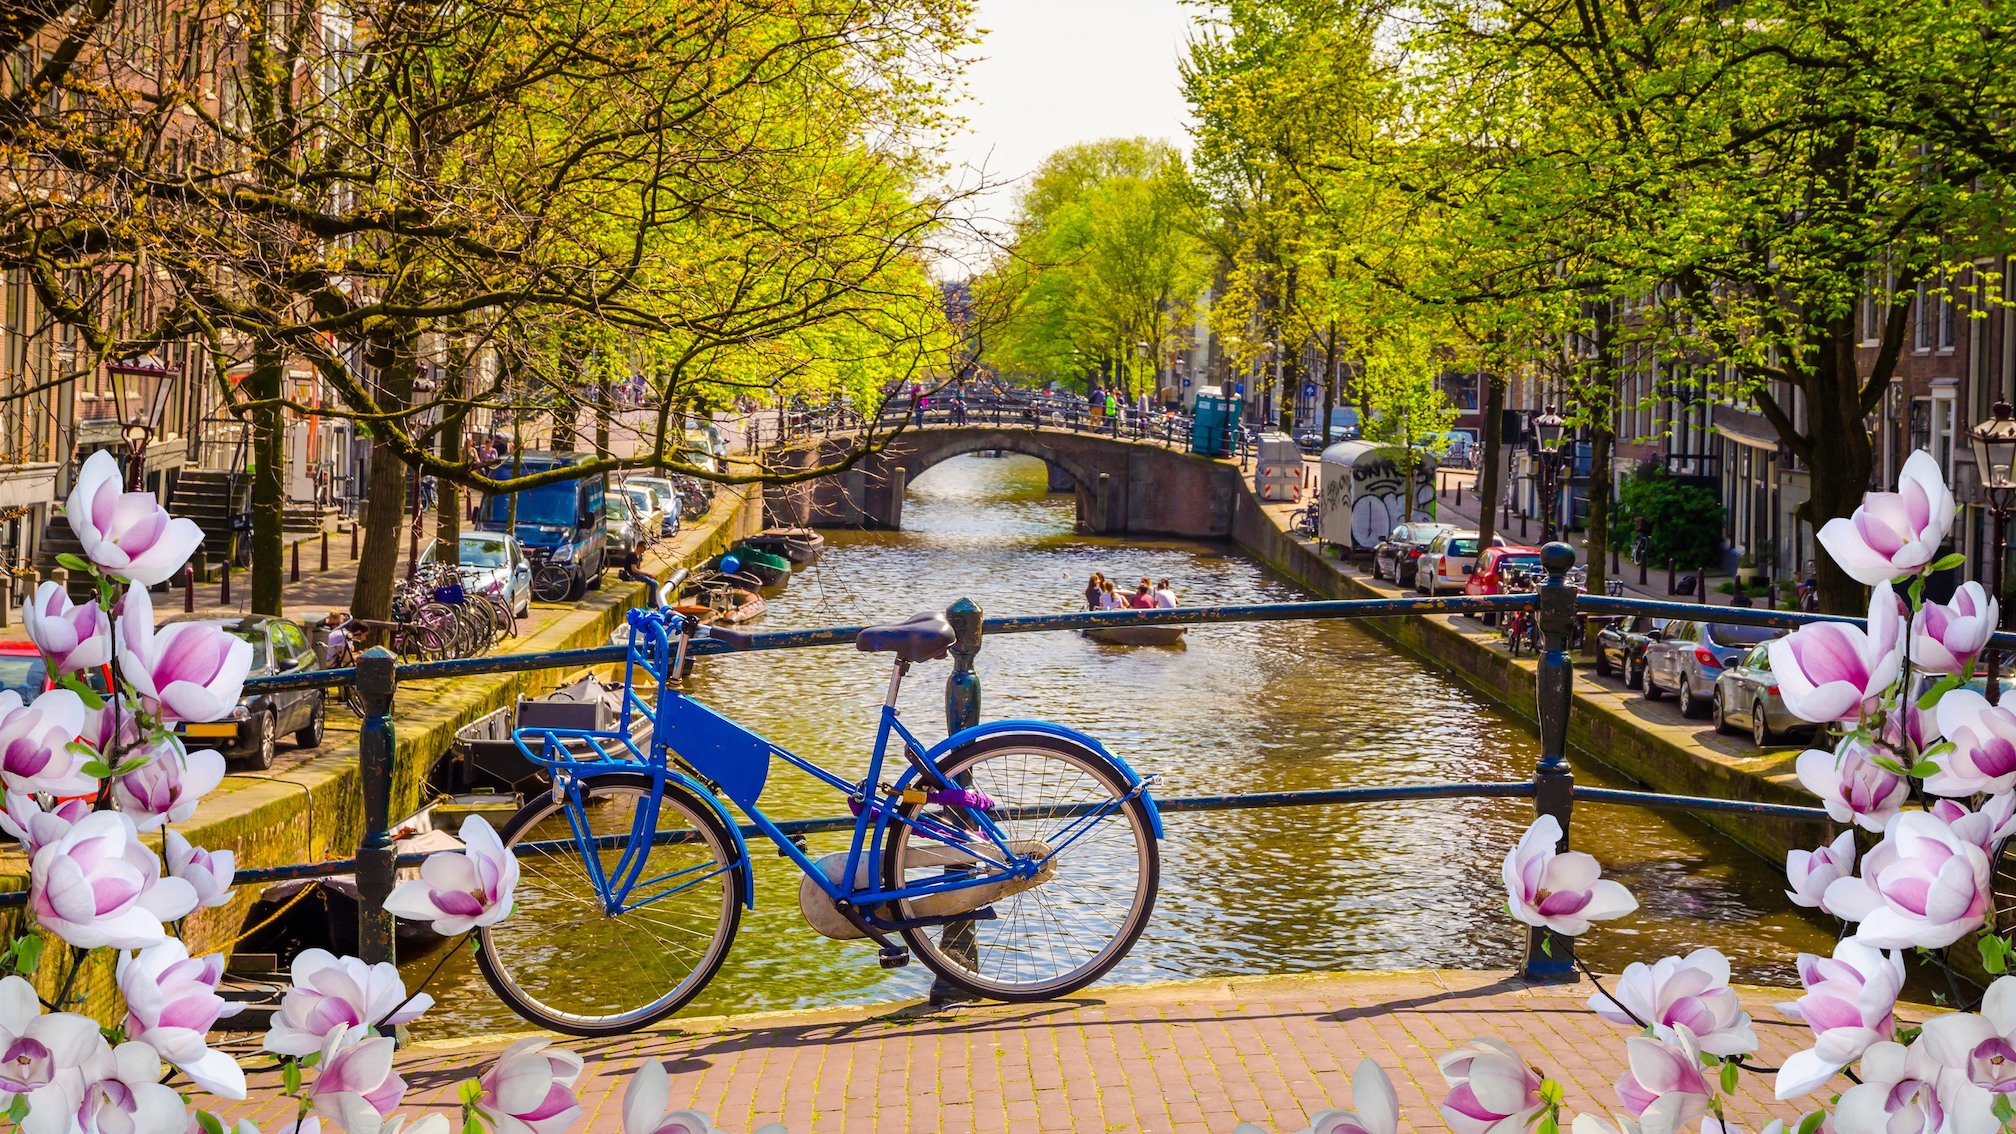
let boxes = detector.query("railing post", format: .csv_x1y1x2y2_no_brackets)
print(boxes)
1524,541,1578,982
944,597,983,732
356,647,399,965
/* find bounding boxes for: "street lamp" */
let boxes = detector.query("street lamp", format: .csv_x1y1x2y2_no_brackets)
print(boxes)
1532,404,1567,543
1971,400,2016,703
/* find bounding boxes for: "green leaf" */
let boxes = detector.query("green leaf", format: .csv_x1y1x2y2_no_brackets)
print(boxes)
1994,1094,2014,1124
1720,1061,1739,1094
1933,553,1968,572
12,936,42,977
1871,754,1909,775
281,1060,301,1096
1798,1112,1826,1134
1540,935,1553,957
458,1080,484,1106
54,553,90,574
302,1051,322,1069
1909,760,1942,778
78,761,112,779
57,673,104,711
1918,674,1964,709
8,1096,27,1122
196,1111,225,1134
1983,935,2011,975
1539,1079,1564,1106
462,1118,486,1134
1537,1117,1559,1134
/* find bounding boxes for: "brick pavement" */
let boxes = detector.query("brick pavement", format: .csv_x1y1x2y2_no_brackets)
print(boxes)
219,970,1833,1134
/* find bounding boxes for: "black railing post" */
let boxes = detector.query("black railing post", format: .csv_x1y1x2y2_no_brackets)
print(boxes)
1524,541,1578,982
945,597,983,732
356,647,399,965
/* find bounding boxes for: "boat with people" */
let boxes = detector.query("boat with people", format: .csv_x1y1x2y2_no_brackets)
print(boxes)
1077,572,1187,647
1084,623,1187,647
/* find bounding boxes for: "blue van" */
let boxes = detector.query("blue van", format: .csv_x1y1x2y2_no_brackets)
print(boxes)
474,452,608,600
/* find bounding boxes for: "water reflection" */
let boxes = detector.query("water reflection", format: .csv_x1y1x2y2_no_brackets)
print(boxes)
406,453,1827,1037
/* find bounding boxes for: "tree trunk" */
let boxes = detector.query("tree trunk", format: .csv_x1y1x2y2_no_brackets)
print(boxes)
350,323,417,624
434,363,463,555
248,340,286,616
1585,306,1617,594
1806,337,1877,615
1321,320,1340,453
1476,368,1507,551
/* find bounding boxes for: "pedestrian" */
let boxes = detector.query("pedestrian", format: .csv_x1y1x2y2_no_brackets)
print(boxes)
1084,572,1105,611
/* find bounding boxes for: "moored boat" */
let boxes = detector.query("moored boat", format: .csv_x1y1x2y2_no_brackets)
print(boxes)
721,544,791,587
1084,624,1187,647
744,527,825,565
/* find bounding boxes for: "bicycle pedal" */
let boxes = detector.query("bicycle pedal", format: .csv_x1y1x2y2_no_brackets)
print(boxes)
877,946,910,970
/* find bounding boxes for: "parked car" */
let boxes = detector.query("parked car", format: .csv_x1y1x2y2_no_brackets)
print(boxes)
1593,615,1664,688
1714,643,1817,747
1463,545,1544,621
0,640,54,704
165,615,327,770
1642,620,1788,719
1415,529,1505,595
618,485,665,545
603,493,644,567
419,532,532,619
622,477,683,537
1371,522,1456,585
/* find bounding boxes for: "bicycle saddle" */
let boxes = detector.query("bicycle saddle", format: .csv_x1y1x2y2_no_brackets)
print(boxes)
855,612,956,663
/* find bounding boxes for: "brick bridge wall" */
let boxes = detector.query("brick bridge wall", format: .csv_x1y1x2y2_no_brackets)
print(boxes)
764,426,1240,537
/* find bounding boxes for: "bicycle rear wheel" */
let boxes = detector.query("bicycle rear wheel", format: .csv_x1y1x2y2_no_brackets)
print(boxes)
476,773,744,1036
532,565,572,603
884,733,1158,1001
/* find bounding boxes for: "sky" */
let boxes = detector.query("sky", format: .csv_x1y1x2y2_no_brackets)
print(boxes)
936,0,1204,257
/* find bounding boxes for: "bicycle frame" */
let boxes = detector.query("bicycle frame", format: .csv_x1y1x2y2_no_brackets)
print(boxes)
512,607,1138,930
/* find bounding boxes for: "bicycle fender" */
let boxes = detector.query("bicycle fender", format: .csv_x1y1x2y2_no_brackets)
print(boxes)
914,720,1164,839
660,768,758,910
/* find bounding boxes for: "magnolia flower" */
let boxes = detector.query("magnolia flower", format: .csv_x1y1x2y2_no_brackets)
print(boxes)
383,816,518,935
474,1038,583,1134
1268,1061,1398,1134
1786,831,1857,914
162,830,235,910
263,951,433,1058
1914,582,1999,675
0,975,115,1133
1911,978,2016,1134
1882,695,1941,754
307,1027,405,1134
1775,938,1906,1098
1589,949,1758,1057
29,810,197,949
1501,815,1637,936
1616,1028,1713,1134
624,1062,729,1134
1768,582,1904,725
1930,689,2016,797
116,588,252,724
1830,1041,1948,1134
117,940,246,1099
0,793,90,860
65,451,204,587
22,582,109,676
1795,740,1908,832
72,1042,192,1134
1437,1038,1544,1134
1932,794,2016,857
1818,449,1956,585
0,688,94,798
80,693,141,756
110,737,224,831
1824,810,1992,948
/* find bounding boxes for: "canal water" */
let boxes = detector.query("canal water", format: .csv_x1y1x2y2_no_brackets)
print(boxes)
405,454,1830,1037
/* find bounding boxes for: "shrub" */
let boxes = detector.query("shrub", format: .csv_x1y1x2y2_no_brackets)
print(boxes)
1615,463,1724,571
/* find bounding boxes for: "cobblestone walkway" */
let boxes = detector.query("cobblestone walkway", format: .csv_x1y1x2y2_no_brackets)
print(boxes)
221,970,1825,1134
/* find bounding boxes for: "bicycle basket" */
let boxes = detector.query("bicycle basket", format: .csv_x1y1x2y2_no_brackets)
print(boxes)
432,583,465,604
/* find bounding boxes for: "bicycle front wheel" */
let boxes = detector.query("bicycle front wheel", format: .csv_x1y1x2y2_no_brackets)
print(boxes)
476,773,745,1036
884,733,1159,1002
532,565,572,603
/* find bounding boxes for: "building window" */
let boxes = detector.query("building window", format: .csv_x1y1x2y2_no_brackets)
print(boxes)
1910,396,1931,456
1862,273,1880,345
1932,384,1959,470
1940,287,1957,352
1916,283,1932,351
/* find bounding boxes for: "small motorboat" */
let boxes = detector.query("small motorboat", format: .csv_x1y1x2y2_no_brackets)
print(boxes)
1083,624,1187,647
743,527,825,565
721,545,791,588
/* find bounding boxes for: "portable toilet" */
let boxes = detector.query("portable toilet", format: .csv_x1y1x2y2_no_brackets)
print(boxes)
1190,393,1242,457
1317,440,1440,551
1254,433,1305,502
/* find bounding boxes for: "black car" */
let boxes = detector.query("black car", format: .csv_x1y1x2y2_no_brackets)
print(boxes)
1593,615,1664,688
165,615,327,771
1370,523,1456,585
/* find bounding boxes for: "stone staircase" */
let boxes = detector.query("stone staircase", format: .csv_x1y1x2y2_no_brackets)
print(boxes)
172,470,249,567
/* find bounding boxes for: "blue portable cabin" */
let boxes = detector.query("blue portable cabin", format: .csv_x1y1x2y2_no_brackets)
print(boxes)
1190,393,1243,457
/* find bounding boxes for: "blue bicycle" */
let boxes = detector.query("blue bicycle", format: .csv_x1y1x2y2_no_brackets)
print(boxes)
476,599,1164,1035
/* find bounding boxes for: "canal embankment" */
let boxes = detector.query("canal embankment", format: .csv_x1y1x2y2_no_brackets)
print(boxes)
1226,475,1830,867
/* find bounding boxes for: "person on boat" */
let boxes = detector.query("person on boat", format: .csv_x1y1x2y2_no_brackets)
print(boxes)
1098,581,1123,609
1153,578,1178,608
1084,572,1106,611
1129,581,1156,609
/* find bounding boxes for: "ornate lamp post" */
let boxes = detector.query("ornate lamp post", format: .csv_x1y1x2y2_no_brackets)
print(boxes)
1532,404,1566,543
1971,400,2016,703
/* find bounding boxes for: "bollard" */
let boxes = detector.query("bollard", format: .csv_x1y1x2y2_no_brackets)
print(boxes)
1699,564,1710,604
1767,582,1778,609
1639,555,1648,587
220,560,231,606
321,531,329,572
291,540,300,583
1519,512,1528,539
1440,474,1448,498
1666,559,1676,595
183,564,195,613
351,523,359,560
1523,542,1579,982
356,647,399,964
1456,481,1463,508
1609,541,1619,576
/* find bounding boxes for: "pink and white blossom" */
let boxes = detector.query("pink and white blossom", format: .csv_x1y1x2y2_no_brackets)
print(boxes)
1829,1041,1949,1134
1930,689,2016,797
117,940,245,1099
1768,583,1905,725
623,1062,732,1134
1615,1028,1713,1134
1817,449,1956,585
1775,938,1906,1098
79,693,140,756
1589,949,1758,1057
1436,1038,1544,1134
262,951,432,1059
0,975,115,1134
1787,831,1858,914
0,793,90,860
1291,1061,1397,1134
1501,815,1637,937
1795,740,1908,832
1909,978,2016,1134
1824,810,1993,948
1931,794,2016,857
1913,582,2000,675
162,831,234,910
474,1038,582,1134
0,688,94,798
115,588,252,725
383,816,518,936
307,1027,405,1134
109,738,223,831
70,1042,193,1134
22,582,109,676
64,451,204,588
28,810,196,950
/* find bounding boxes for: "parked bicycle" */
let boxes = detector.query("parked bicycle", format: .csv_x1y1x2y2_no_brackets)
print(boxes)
482,591,1165,1035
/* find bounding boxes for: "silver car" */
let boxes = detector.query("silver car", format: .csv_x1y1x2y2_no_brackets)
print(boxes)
421,532,533,618
618,486,663,547
1643,620,1787,720
622,477,682,537
1714,643,1816,747
603,493,644,566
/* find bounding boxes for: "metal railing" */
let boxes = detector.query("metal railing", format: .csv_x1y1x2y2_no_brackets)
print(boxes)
49,542,1960,989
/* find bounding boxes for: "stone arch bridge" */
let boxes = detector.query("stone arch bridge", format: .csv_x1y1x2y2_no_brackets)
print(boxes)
763,425,1242,536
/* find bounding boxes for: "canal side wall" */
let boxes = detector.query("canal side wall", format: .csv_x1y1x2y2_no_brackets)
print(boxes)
1226,483,1832,867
